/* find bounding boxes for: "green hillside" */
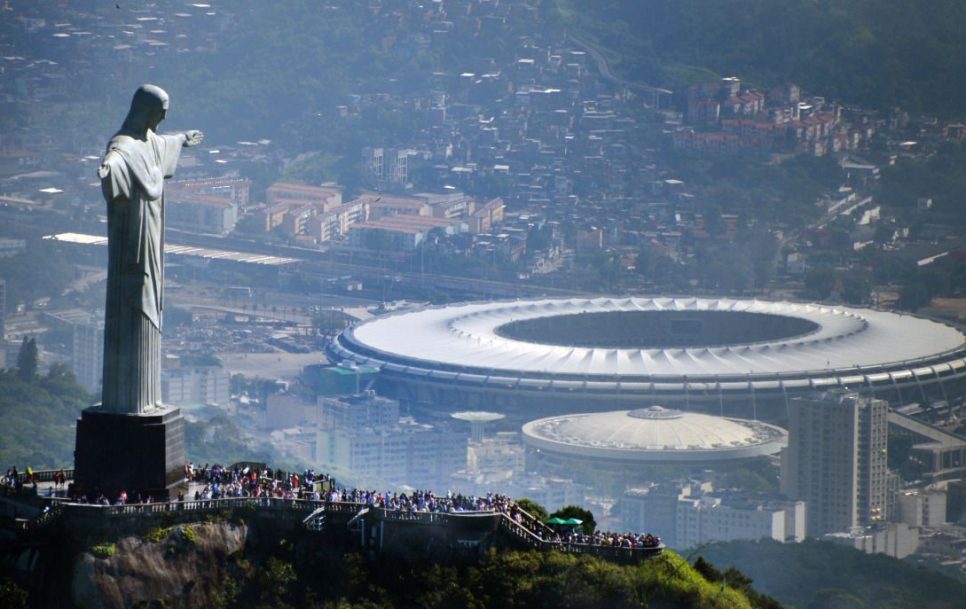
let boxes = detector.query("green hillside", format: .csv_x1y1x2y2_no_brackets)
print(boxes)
695,539,965,609
556,0,966,117
0,368,88,470
164,542,779,609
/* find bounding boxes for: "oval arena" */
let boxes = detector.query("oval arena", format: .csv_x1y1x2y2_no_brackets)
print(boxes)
327,297,966,419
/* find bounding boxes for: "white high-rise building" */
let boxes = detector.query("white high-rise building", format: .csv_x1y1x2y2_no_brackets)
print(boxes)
675,495,806,549
315,393,466,489
161,366,231,408
72,316,104,396
782,392,889,535
0,277,5,340
0,278,5,369
621,483,805,549
897,488,947,528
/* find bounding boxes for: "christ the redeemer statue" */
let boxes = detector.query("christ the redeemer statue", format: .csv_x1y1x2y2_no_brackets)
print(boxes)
98,84,203,413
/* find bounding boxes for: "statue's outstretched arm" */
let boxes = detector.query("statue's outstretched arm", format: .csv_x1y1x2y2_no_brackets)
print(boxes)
183,130,204,147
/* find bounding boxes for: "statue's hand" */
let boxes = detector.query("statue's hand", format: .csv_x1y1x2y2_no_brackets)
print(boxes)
184,130,204,147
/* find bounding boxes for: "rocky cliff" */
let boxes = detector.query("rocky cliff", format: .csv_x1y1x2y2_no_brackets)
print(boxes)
70,523,248,609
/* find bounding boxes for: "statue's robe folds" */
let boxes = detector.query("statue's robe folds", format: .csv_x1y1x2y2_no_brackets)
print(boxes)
99,129,183,414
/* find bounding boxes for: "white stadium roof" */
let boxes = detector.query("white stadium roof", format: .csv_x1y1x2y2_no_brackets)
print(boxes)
330,297,966,401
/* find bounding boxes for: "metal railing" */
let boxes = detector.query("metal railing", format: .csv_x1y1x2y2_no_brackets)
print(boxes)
496,514,663,560
7,468,74,485
15,488,664,562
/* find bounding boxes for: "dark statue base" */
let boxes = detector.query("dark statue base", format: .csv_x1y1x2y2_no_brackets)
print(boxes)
73,405,186,501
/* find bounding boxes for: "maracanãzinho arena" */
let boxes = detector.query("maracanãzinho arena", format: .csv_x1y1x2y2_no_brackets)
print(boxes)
327,297,966,420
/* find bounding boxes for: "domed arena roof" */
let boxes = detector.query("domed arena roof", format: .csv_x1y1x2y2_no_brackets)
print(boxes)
521,406,787,462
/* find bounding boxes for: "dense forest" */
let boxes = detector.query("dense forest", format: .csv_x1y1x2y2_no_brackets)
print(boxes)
558,0,966,118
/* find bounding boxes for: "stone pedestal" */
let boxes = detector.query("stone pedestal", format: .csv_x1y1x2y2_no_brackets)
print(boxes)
73,405,186,501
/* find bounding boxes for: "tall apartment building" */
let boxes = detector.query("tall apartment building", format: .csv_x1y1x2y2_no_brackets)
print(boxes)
315,393,466,489
675,495,805,549
0,277,5,341
621,483,804,548
72,316,104,396
781,392,889,535
362,147,413,190
896,488,947,528
0,278,6,369
621,484,692,547
161,366,231,408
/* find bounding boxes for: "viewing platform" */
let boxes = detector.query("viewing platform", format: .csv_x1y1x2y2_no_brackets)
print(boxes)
2,467,664,564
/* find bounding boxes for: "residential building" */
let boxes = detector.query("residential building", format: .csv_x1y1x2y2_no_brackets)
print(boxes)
363,147,413,190
71,315,104,396
265,393,318,431
318,393,399,432
315,393,466,489
781,392,889,535
675,495,806,549
304,198,371,243
897,488,947,528
825,523,919,559
166,194,238,235
621,483,804,549
359,192,432,219
266,182,342,210
260,182,344,238
468,197,505,233
621,483,701,548
169,177,250,207
166,177,249,235
161,366,231,409
348,214,462,251
0,278,5,343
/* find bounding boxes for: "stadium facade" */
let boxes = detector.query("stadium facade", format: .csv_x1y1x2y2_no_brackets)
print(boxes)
327,297,966,420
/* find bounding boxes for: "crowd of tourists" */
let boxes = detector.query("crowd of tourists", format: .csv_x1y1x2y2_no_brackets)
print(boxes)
2,466,25,491
554,530,663,550
325,487,661,550
326,488,514,514
3,466,68,493
10,463,662,551
185,463,331,502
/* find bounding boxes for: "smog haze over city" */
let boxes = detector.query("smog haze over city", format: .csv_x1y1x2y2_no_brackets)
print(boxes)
2,2,966,608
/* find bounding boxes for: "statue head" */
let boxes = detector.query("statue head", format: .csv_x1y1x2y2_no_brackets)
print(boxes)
121,84,170,136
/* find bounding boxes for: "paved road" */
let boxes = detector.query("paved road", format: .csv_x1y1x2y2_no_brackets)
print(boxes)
567,34,672,101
